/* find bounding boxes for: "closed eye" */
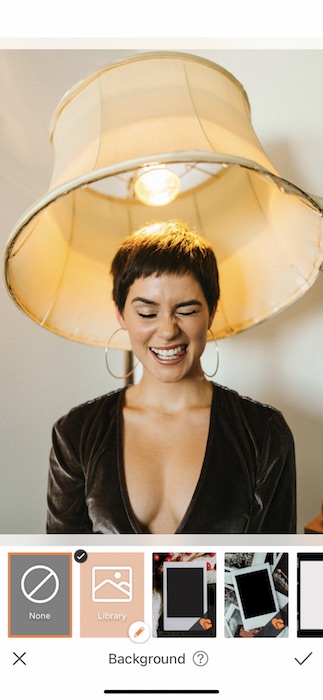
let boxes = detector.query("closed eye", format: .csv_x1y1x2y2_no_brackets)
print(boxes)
178,310,197,316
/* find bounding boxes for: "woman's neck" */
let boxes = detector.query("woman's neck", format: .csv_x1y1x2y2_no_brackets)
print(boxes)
125,372,213,413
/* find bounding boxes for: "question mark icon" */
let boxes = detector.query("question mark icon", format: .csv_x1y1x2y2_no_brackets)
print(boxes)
193,651,208,666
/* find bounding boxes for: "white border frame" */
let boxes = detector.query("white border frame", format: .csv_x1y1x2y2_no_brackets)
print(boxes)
163,561,207,631
230,563,279,631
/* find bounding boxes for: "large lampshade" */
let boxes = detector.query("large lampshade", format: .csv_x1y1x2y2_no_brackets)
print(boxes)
4,51,323,349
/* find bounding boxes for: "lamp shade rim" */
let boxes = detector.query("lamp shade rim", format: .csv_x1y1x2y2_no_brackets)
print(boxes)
4,273,323,350
4,151,323,348
5,152,322,261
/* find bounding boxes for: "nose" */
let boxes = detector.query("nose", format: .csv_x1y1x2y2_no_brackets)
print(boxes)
156,313,180,340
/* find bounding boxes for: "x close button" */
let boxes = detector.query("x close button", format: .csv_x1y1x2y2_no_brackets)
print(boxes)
13,652,27,666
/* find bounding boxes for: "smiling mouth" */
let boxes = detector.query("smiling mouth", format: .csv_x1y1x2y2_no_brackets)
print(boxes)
150,344,187,360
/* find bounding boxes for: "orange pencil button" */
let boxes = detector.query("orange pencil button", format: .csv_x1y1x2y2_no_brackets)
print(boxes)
134,626,145,637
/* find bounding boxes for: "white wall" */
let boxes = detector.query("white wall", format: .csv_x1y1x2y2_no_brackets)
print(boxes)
1,48,322,533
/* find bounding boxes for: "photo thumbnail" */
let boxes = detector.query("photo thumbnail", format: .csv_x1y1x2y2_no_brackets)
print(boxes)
152,552,216,637
225,552,288,638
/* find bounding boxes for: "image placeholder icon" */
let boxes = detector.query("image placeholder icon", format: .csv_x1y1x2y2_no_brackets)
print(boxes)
92,566,132,602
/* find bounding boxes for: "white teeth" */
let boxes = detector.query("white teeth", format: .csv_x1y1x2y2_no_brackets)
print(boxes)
151,345,185,358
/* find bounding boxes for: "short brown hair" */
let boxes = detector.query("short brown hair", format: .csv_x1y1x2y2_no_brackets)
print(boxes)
111,220,220,315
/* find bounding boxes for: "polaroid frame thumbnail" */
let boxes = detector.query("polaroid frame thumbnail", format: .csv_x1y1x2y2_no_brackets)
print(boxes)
298,553,323,637
230,563,280,631
163,561,207,631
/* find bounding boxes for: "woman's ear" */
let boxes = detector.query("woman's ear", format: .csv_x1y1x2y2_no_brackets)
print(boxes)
208,304,217,329
115,303,127,330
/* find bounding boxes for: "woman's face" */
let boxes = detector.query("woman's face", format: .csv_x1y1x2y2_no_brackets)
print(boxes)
116,272,216,383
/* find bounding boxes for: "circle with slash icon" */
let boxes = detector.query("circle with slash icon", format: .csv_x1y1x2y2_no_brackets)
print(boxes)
21,565,59,604
128,621,150,643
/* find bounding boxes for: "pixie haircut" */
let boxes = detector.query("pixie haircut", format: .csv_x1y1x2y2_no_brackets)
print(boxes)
111,220,220,315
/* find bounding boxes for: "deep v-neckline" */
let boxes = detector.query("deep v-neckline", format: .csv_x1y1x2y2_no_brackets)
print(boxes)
116,384,216,534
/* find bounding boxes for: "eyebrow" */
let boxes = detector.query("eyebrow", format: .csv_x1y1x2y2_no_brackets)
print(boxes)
131,297,203,308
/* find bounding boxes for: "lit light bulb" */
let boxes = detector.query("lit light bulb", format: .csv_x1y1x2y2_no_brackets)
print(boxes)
134,167,180,206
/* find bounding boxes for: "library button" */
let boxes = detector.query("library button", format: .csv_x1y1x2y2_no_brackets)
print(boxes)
13,652,26,665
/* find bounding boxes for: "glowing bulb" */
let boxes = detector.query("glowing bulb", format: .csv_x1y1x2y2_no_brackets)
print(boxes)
134,167,180,206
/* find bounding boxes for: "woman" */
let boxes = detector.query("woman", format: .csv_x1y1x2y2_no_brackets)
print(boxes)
46,220,296,534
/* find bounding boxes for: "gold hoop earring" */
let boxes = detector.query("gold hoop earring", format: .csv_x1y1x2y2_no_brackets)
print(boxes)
105,328,138,380
202,329,219,378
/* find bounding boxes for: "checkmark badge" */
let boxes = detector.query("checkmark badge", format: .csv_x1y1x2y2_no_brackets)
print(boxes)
74,550,88,564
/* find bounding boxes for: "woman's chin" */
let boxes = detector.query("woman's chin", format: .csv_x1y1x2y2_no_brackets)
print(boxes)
143,355,203,383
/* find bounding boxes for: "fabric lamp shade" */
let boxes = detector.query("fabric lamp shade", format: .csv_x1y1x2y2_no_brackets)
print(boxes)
4,51,323,349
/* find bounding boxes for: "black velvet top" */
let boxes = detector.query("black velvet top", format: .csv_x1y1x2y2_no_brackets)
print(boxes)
46,382,296,534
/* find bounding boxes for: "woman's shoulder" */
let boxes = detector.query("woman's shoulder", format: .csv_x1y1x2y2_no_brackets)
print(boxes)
211,383,295,463
212,382,292,435
53,387,124,433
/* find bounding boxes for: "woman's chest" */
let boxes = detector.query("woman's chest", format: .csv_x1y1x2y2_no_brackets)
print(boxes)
122,408,211,533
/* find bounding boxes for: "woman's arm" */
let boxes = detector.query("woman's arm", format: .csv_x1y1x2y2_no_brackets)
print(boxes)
46,419,93,534
246,412,296,534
